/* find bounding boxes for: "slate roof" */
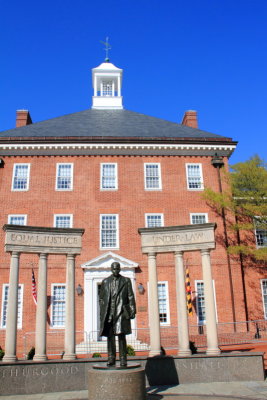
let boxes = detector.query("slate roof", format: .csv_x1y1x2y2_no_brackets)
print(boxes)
0,109,231,141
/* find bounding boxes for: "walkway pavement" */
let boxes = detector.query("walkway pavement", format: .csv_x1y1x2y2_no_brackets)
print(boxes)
2,381,267,400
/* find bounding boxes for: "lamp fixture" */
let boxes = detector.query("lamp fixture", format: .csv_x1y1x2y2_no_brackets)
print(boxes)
76,284,83,296
138,283,145,295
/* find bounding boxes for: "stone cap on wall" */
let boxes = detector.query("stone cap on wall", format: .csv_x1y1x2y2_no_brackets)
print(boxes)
138,223,216,253
3,225,85,255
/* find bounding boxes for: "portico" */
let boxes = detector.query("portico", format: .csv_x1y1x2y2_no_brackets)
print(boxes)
139,223,220,357
2,225,84,362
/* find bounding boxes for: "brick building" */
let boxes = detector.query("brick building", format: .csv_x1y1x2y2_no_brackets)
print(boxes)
0,59,266,358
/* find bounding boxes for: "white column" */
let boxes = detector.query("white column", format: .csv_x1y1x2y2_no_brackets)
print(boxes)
118,76,121,97
34,253,48,361
147,252,161,356
3,252,20,362
112,80,115,96
63,254,76,360
94,75,97,96
174,251,191,356
201,249,221,355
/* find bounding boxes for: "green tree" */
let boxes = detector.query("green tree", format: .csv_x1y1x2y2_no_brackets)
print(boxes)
204,155,267,261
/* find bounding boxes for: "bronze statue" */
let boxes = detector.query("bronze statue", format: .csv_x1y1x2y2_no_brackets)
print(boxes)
99,262,136,367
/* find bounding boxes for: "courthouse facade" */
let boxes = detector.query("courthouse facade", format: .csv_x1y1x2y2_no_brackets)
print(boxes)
0,59,266,358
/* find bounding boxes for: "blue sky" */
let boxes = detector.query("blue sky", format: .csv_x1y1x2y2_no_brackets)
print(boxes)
1,0,266,164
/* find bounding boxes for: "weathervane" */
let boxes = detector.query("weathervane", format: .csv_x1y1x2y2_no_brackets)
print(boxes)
100,36,111,62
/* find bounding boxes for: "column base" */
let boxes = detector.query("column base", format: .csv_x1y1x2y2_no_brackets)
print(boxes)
178,349,192,356
206,348,221,355
2,354,17,363
33,354,47,361
149,349,161,357
63,353,76,360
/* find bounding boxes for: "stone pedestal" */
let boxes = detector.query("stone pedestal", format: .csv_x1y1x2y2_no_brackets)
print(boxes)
88,363,146,400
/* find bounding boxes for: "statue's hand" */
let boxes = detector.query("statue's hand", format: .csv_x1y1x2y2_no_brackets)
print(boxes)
130,312,135,319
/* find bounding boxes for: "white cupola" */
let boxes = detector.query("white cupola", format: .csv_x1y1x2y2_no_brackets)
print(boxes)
91,61,123,110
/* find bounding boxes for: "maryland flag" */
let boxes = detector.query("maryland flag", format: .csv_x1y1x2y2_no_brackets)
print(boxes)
185,268,193,316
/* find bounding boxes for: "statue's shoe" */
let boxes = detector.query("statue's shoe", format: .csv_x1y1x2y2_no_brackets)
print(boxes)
120,358,127,367
107,358,115,367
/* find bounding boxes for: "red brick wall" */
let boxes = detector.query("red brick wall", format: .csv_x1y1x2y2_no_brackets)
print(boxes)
0,154,265,353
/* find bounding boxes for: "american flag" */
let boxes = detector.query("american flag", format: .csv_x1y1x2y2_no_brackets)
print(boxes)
31,269,37,305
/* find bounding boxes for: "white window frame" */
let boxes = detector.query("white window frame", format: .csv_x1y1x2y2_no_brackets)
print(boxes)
195,280,217,325
190,213,208,225
144,163,162,190
54,214,73,228
254,217,267,248
8,214,27,225
100,214,119,250
157,281,170,325
1,284,23,329
145,213,164,228
186,163,204,190
100,163,118,190
11,163,30,191
51,284,66,329
55,163,73,191
261,279,267,320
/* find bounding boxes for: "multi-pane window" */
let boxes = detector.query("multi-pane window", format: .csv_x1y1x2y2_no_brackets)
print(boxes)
8,215,27,225
195,280,217,325
261,280,267,319
100,215,119,249
56,164,73,190
186,164,203,190
1,284,23,328
12,164,30,191
146,214,164,228
51,285,66,328
101,163,117,190
54,215,73,228
157,282,169,324
144,163,162,190
102,81,113,96
190,213,208,225
255,218,267,247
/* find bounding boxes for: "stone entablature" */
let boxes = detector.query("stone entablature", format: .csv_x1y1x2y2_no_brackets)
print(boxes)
138,223,216,253
3,225,84,254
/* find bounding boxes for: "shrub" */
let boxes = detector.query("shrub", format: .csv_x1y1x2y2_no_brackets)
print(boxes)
126,344,135,356
92,352,102,358
27,347,35,360
0,346,4,360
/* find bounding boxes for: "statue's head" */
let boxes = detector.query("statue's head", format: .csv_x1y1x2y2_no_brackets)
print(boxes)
111,262,121,277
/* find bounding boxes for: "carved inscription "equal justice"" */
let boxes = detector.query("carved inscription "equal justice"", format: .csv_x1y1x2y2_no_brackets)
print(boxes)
9,233,78,246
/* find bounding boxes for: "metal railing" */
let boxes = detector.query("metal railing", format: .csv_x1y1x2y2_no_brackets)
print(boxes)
2,319,267,359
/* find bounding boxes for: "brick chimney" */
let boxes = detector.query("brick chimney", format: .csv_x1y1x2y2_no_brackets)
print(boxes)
16,110,32,128
181,110,198,129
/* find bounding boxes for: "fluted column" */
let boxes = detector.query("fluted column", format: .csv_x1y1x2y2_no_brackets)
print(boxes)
3,252,20,362
174,251,191,356
63,254,76,360
34,253,48,361
147,252,161,356
201,249,221,355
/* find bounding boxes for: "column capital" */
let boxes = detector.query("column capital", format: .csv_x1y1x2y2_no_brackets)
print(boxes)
148,252,156,259
39,253,48,260
67,254,76,260
201,249,210,256
174,250,183,257
10,251,20,258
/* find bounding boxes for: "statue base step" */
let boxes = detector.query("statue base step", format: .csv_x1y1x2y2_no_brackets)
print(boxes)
88,362,146,400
